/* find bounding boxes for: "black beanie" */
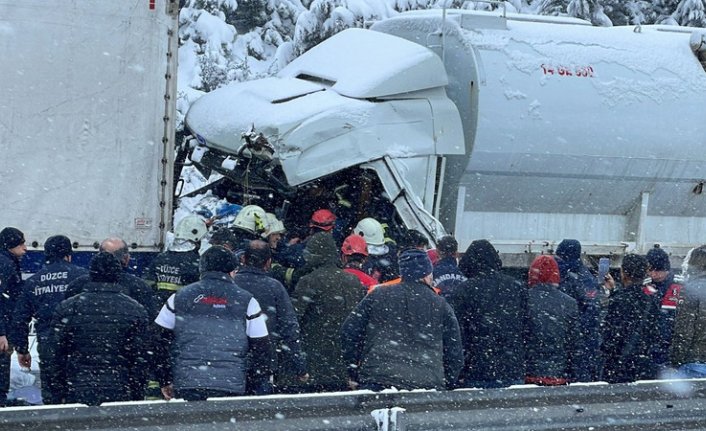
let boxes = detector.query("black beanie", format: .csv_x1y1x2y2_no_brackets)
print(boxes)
399,249,433,281
90,252,123,283
200,246,237,274
45,235,73,261
0,227,25,250
646,247,670,271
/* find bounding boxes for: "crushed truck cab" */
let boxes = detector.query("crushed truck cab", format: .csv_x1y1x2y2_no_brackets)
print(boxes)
185,9,706,266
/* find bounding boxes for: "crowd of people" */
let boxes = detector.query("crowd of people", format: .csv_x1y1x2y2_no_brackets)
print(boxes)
0,204,705,406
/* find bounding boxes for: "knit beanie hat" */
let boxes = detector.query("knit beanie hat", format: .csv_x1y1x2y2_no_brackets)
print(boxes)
45,235,73,261
622,253,648,281
399,249,433,281
528,255,560,287
90,252,123,283
0,227,25,250
646,247,670,271
200,246,237,274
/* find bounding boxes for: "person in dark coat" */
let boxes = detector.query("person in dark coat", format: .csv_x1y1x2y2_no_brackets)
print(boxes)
601,254,660,383
645,246,683,370
555,239,602,381
670,245,706,376
46,252,149,405
154,246,273,401
524,255,580,385
0,227,27,406
143,215,206,305
290,232,364,392
11,235,88,404
341,249,463,391
66,237,158,319
432,235,466,300
449,239,527,388
233,240,308,392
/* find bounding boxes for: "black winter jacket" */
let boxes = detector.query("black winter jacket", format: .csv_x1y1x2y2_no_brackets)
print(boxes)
67,272,159,320
0,250,23,337
46,282,149,405
451,240,528,388
341,280,463,390
233,266,306,377
12,260,88,352
525,283,580,382
601,282,660,383
143,249,200,305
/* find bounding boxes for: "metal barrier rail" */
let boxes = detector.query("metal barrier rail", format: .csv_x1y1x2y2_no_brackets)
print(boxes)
3,380,706,431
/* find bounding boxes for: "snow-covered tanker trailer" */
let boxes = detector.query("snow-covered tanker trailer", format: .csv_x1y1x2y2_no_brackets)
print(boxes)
184,8,706,267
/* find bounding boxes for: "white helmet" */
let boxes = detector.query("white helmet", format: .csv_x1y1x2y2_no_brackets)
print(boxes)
353,217,385,246
174,214,208,243
232,205,268,235
261,213,286,238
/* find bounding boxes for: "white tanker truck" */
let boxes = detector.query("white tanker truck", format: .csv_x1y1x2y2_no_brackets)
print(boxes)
183,8,706,267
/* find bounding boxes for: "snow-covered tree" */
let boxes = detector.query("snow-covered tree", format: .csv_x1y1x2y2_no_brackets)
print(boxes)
535,0,569,16
673,0,706,26
600,0,655,25
653,0,681,23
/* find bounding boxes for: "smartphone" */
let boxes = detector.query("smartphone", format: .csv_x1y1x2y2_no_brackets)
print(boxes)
598,257,610,281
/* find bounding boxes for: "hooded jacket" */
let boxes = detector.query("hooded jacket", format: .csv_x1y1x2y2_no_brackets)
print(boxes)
291,232,364,390
555,239,602,381
450,240,527,388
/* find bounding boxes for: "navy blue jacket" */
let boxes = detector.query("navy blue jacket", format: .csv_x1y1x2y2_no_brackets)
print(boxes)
525,283,580,382
341,280,463,390
233,266,306,377
648,272,682,367
433,256,466,300
12,260,88,353
0,250,23,337
143,249,200,305
451,240,528,388
601,282,660,383
557,258,602,381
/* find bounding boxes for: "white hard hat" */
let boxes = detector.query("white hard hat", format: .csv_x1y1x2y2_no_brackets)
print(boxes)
232,205,268,235
174,214,208,243
261,213,286,238
353,217,385,246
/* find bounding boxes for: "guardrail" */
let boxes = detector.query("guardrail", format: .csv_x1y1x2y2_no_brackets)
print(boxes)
3,380,706,430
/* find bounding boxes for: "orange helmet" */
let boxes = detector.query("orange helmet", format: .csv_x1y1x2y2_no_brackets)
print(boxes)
309,209,336,231
341,234,368,257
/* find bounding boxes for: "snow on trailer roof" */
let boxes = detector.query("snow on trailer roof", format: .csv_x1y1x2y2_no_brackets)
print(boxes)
278,28,449,98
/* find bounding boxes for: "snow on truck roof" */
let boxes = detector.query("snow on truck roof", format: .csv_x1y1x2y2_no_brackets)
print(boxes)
278,28,449,99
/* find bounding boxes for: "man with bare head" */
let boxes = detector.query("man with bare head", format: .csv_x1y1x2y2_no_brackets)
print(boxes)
67,237,157,319
99,237,131,266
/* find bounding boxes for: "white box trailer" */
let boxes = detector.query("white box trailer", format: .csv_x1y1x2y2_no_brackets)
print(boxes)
0,0,178,270
184,8,706,267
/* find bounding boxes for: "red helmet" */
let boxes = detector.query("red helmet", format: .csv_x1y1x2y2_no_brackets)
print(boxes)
309,209,336,231
341,234,368,256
